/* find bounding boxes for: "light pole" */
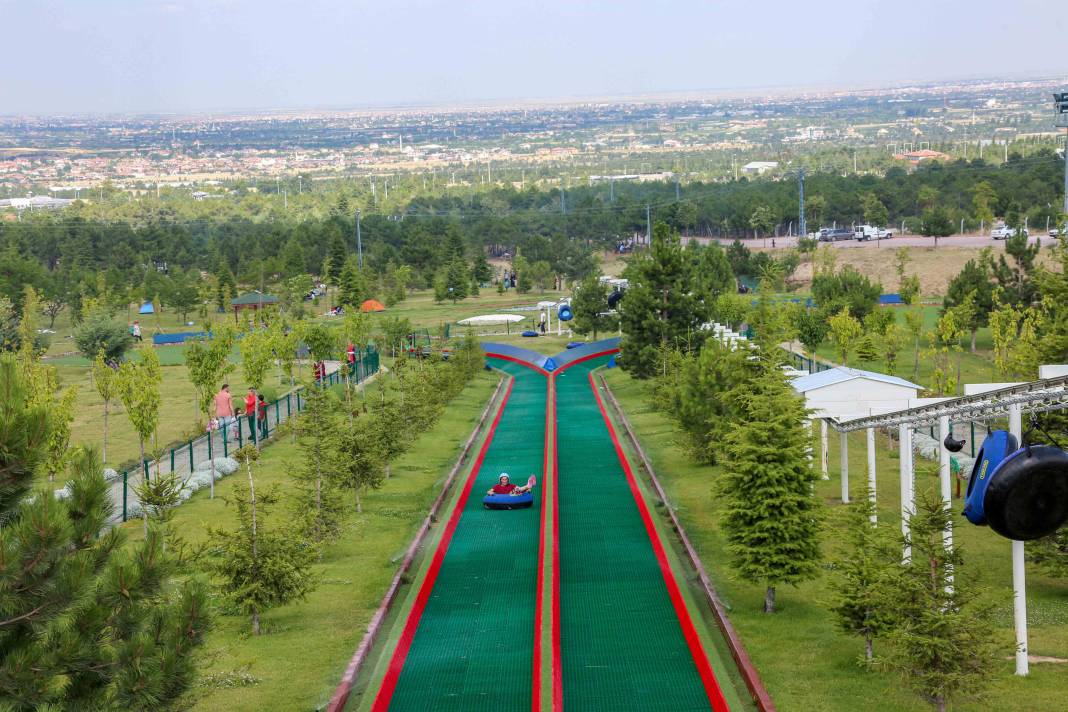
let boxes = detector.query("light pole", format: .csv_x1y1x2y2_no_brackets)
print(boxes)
1055,92,1068,215
355,209,363,269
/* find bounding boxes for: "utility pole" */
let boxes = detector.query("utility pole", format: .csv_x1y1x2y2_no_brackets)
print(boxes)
798,168,806,238
355,209,363,269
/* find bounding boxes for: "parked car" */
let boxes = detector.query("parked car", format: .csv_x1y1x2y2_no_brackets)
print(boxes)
1050,225,1066,238
991,226,1028,240
818,227,854,242
854,225,894,241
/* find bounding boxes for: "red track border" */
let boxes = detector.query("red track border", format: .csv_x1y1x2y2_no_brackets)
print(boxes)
485,352,552,376
532,376,550,712
370,377,515,711
587,370,731,712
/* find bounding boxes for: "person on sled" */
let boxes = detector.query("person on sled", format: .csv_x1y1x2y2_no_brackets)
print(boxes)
487,473,532,496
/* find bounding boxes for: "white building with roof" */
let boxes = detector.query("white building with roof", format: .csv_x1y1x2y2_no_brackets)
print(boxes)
741,161,779,175
791,367,922,421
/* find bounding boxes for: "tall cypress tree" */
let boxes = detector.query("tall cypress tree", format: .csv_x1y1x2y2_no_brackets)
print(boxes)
0,355,210,709
720,360,821,613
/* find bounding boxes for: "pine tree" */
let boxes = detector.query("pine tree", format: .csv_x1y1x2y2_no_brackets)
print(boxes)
281,236,306,276
571,275,613,339
720,362,822,613
207,445,316,635
290,387,346,548
829,494,898,664
855,333,878,364
882,494,999,712
327,233,348,286
0,357,210,709
338,256,369,309
619,222,704,378
1027,526,1068,577
471,250,493,285
332,417,384,514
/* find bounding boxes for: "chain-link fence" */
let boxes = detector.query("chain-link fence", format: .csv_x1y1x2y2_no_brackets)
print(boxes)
106,349,380,523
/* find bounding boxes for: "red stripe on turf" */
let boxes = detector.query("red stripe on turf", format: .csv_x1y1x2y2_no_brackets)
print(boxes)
550,376,563,710
486,352,552,376
587,371,731,712
533,377,550,712
370,377,515,712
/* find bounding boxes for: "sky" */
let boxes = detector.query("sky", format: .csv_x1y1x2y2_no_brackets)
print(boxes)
2,0,1065,115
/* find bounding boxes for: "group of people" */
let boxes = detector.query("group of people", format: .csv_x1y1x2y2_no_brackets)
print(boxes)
212,383,269,441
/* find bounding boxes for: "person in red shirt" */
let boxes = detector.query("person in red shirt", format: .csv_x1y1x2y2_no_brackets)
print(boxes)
257,394,269,440
487,473,531,496
245,387,257,440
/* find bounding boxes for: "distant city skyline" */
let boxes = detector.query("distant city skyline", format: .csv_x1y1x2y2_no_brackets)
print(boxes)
2,0,1065,115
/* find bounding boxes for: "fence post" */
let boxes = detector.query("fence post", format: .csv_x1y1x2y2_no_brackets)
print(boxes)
222,425,228,457
238,423,244,448
275,400,280,424
122,470,128,522
170,448,176,473
286,393,291,417
143,458,149,483
188,440,194,471
208,431,214,460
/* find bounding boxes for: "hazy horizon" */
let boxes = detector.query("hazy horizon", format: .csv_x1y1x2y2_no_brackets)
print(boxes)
3,0,1065,115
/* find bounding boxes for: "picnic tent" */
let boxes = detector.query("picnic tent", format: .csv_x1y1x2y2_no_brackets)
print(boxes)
138,302,155,314
360,299,386,313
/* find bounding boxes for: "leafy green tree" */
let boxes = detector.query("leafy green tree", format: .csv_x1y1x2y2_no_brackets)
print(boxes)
804,194,827,231
794,308,828,358
829,495,898,664
39,381,78,483
882,322,904,375
812,266,882,320
370,388,413,481
185,326,235,425
749,204,776,238
73,308,134,362
0,360,209,709
619,222,704,378
828,307,862,365
379,316,413,358
720,362,821,613
302,323,337,365
527,260,554,293
91,354,118,464
861,192,889,227
920,206,955,239
207,445,316,635
882,494,999,712
571,276,614,340
117,346,162,533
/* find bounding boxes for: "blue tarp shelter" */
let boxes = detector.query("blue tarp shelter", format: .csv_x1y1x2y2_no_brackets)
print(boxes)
138,302,155,314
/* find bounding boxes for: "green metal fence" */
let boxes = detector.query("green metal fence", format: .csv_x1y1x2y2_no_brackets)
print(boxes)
110,349,380,523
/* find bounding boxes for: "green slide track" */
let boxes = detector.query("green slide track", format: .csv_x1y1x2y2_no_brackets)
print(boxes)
370,360,546,711
554,357,740,711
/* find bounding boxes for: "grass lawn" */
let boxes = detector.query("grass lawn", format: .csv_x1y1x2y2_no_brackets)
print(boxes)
119,370,501,712
603,367,1068,712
